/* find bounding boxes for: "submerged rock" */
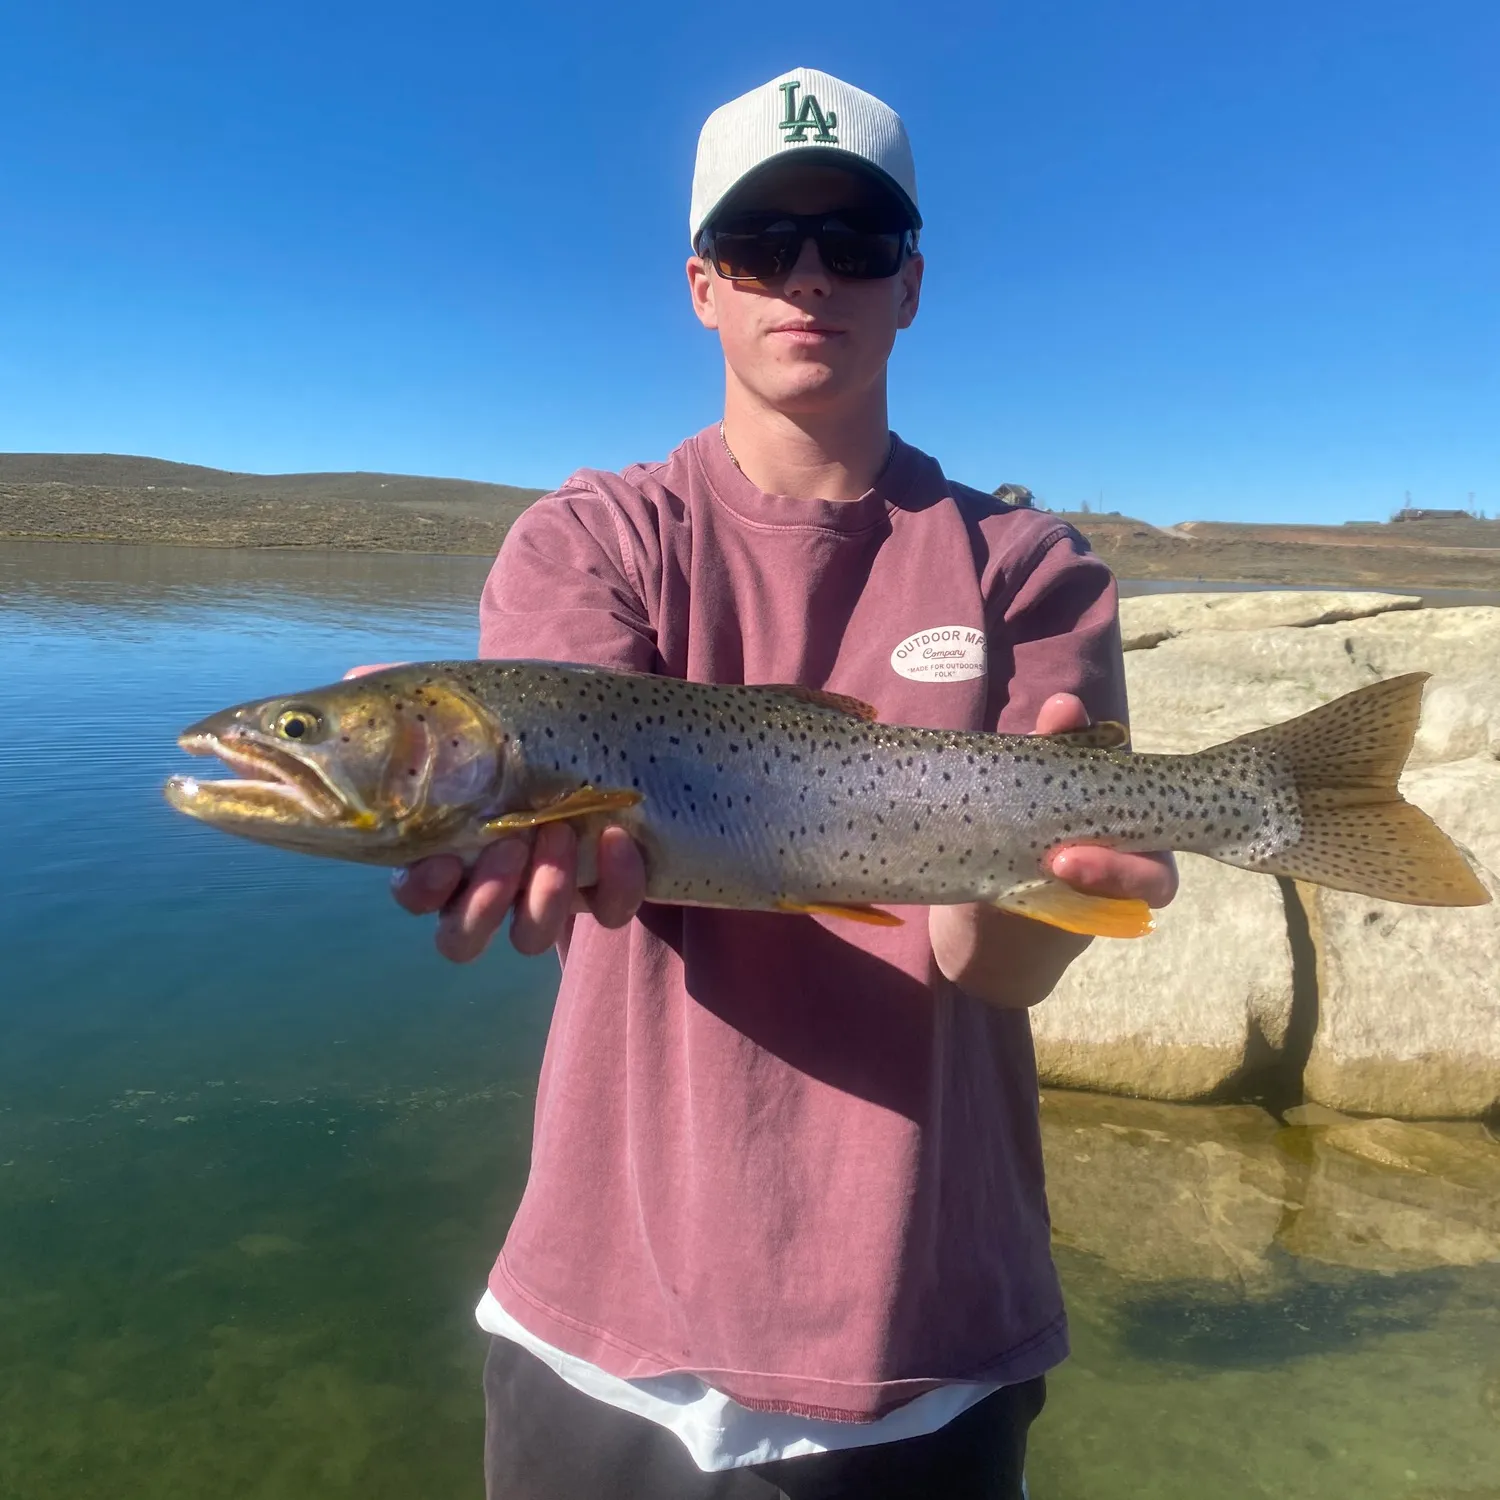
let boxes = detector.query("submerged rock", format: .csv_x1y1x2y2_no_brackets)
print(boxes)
1276,1114,1500,1273
1040,1091,1290,1285
1041,1092,1500,1284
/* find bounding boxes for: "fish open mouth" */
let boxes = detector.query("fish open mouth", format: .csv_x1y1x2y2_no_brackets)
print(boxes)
165,731,349,823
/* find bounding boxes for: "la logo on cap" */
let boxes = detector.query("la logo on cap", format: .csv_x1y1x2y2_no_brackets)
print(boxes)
778,80,838,144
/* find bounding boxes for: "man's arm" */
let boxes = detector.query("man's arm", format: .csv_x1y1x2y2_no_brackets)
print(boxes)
928,690,1178,1007
928,527,1178,1008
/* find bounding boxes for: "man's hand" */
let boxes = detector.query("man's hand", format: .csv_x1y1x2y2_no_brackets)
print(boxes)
928,692,1178,1008
345,662,648,963
392,825,647,964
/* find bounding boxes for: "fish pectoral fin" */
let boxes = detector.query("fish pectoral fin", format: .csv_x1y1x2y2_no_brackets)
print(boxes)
775,899,905,927
1040,721,1131,751
994,880,1155,939
482,785,643,834
760,685,880,721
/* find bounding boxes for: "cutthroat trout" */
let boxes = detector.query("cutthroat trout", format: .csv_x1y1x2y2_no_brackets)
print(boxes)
163,663,1489,938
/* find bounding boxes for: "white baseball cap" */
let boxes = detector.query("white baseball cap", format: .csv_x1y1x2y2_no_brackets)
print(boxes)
689,68,921,246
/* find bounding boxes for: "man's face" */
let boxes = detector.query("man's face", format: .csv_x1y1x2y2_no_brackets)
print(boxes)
687,161,924,417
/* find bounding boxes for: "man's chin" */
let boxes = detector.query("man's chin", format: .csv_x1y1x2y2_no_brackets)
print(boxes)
755,369,858,414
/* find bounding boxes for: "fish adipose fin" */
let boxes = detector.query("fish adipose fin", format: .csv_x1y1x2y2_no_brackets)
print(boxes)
760,685,880,721
775,899,905,927
483,785,643,834
1041,721,1131,750
996,881,1156,939
1225,672,1490,907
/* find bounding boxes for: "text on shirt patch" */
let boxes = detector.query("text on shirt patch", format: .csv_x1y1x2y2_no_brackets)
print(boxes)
890,626,987,683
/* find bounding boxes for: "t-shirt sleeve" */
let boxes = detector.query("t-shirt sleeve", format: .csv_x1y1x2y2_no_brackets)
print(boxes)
988,526,1128,735
478,485,659,671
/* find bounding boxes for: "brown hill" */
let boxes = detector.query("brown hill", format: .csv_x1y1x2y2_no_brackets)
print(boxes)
1047,511,1500,590
1,454,1497,589
0,453,547,553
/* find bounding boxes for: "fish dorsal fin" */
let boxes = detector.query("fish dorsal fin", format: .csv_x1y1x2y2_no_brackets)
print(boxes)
1041,721,1131,751
759,685,879,721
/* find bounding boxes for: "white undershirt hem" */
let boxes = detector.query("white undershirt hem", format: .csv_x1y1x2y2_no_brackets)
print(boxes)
475,1289,1003,1473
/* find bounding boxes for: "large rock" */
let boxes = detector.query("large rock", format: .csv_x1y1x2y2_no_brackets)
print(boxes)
1300,759,1500,1119
1039,1091,1290,1284
1121,602,1500,758
1276,1114,1500,1272
1118,589,1421,651
1052,596,1500,1116
1031,854,1294,1101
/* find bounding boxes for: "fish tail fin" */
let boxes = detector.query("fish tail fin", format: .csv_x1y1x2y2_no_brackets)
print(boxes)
1226,672,1489,906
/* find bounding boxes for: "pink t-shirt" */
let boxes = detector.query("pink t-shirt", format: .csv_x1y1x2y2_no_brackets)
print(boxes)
479,427,1127,1422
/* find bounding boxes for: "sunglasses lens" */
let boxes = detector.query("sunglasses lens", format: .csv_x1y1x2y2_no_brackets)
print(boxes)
819,226,905,280
708,227,798,281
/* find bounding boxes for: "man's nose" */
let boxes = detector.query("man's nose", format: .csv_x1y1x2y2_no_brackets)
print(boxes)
780,234,833,295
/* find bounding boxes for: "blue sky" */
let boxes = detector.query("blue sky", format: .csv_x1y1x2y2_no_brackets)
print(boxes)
0,1,1493,525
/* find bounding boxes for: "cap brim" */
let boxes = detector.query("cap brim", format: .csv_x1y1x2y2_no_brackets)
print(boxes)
694,149,922,246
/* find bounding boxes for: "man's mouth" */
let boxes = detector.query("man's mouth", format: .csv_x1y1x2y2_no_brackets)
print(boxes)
769,323,844,341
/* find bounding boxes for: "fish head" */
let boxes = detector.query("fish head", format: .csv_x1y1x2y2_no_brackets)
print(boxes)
163,669,504,862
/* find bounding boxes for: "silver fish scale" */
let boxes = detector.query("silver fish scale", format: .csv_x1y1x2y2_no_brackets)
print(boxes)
466,662,1299,911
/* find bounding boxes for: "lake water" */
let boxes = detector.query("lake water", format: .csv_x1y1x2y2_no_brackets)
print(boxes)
2,540,1496,1499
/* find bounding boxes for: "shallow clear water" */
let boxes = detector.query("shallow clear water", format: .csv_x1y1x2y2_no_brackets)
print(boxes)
2,540,1496,1498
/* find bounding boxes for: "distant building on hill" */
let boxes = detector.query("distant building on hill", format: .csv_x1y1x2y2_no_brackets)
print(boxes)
1392,507,1474,522
992,483,1036,508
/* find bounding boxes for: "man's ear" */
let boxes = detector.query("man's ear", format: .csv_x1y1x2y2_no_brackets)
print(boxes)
896,251,924,331
687,256,719,331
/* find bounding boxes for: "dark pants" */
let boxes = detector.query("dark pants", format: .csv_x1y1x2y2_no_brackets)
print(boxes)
483,1336,1045,1500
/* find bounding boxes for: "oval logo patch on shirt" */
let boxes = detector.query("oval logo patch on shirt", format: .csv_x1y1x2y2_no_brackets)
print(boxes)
890,626,988,683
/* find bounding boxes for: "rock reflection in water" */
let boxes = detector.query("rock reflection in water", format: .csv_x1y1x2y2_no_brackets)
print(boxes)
1035,1090,1500,1499
1041,1090,1500,1288
1041,1089,1500,1372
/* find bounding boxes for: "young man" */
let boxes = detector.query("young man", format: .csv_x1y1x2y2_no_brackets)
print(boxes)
389,68,1175,1499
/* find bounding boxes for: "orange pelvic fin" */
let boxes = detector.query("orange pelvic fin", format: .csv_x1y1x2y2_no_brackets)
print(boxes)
761,685,880,721
995,881,1155,939
776,899,905,927
483,785,643,834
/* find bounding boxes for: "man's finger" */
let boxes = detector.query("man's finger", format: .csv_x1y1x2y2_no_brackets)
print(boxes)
510,823,579,956
581,825,648,929
392,854,465,915
1032,692,1090,736
433,837,533,963
1047,846,1179,908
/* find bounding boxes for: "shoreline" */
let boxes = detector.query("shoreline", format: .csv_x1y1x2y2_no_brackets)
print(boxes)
4,527,1496,596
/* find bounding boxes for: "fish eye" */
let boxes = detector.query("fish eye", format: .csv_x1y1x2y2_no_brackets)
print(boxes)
272,707,324,742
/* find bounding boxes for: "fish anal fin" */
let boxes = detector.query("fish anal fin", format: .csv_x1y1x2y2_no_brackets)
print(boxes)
1041,721,1131,751
483,785,643,834
996,881,1155,939
760,685,880,721
776,899,905,927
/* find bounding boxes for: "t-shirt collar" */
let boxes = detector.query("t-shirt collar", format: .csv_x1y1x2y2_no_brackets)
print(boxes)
693,424,930,533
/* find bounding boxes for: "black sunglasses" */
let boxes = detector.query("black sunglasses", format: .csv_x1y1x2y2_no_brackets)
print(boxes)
698,211,915,283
